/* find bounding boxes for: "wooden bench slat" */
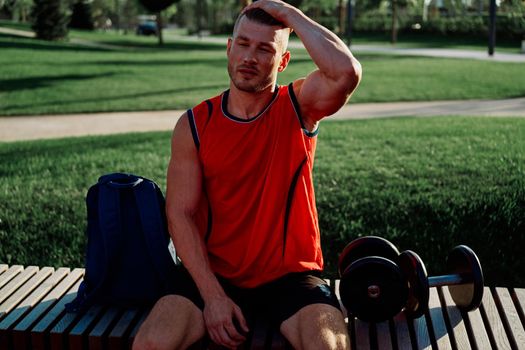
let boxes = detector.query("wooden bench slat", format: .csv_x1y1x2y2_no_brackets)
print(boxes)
481,286,513,349
412,312,431,349
0,268,69,350
50,309,82,350
127,309,149,350
68,304,106,350
88,306,121,350
0,265,8,275
0,267,53,319
354,319,371,350
0,265,23,290
514,288,525,330
249,316,269,349
270,327,288,350
392,313,411,350
427,287,452,349
440,285,472,349
375,321,393,350
0,266,38,305
494,287,525,349
108,308,141,350
463,301,492,349
30,278,83,350
12,268,82,332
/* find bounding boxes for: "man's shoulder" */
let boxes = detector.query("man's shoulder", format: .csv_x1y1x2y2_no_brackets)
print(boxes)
188,94,222,122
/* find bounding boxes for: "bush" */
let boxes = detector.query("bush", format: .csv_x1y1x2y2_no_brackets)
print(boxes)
352,11,525,41
31,0,69,40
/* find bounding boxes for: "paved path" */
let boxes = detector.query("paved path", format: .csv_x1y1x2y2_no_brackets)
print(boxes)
1,98,524,142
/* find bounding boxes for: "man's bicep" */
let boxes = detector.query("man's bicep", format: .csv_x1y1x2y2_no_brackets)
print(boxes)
294,71,354,122
166,114,202,217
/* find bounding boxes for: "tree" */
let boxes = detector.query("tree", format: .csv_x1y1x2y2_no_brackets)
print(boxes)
31,0,70,40
1,0,33,22
138,0,180,45
69,0,94,30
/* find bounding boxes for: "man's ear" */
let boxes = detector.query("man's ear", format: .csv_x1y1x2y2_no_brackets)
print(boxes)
227,38,232,55
278,51,291,73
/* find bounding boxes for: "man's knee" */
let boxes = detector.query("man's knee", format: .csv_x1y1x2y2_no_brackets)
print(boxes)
132,329,171,350
281,304,349,350
133,295,205,350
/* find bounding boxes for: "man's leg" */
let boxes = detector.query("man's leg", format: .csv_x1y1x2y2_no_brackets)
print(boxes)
132,295,206,350
280,303,350,350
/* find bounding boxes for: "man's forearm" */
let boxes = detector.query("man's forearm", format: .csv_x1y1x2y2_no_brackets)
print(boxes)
283,7,358,81
169,213,226,301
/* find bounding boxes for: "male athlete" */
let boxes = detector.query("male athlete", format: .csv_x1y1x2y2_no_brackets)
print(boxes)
133,0,361,349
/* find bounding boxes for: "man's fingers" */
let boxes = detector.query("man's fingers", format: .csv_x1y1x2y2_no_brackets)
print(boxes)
233,306,250,334
225,320,246,343
210,327,239,349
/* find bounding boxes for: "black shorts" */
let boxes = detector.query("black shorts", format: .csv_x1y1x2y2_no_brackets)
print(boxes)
166,266,342,327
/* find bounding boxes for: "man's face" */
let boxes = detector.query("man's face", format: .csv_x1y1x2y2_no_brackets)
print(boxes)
227,16,290,93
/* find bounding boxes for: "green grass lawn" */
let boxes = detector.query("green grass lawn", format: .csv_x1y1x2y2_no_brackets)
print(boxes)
1,116,523,287
1,28,524,116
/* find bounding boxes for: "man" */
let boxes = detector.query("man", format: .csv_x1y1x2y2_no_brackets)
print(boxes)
133,0,361,349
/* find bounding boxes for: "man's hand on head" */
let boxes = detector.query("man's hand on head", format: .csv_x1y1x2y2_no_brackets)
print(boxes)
243,0,298,27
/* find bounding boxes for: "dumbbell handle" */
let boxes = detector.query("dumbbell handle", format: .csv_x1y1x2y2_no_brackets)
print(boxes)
428,273,470,287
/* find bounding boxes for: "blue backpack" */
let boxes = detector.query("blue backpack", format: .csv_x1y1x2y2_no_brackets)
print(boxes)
67,173,178,312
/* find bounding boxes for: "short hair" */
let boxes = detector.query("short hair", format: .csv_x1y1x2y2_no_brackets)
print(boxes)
233,8,286,34
232,8,290,51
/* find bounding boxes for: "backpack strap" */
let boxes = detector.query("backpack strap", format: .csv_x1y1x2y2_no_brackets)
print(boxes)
133,179,173,286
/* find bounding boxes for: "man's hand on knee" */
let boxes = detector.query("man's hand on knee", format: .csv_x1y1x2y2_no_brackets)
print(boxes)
203,295,249,349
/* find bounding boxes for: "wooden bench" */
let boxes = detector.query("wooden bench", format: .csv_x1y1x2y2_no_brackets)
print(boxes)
1,264,524,349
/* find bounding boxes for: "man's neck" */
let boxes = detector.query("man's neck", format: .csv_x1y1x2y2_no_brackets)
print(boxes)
226,84,277,120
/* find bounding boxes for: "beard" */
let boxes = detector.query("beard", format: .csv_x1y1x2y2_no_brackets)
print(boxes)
227,61,274,93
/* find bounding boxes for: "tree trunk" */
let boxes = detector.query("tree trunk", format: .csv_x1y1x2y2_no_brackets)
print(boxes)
156,12,163,46
391,0,398,45
346,0,353,45
488,0,496,56
114,0,120,32
338,0,345,36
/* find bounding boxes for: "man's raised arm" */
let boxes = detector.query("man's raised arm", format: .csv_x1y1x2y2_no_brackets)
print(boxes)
247,0,362,129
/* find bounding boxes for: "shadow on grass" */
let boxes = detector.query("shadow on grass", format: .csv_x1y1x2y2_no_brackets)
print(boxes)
91,58,228,66
2,84,227,114
0,34,111,52
0,73,117,92
98,40,226,51
0,131,168,162
0,34,227,53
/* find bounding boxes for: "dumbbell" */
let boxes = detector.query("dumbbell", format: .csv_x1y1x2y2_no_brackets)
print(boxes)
338,236,409,322
338,236,484,322
399,245,484,319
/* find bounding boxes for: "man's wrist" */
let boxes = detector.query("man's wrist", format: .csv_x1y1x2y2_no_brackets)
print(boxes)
197,277,227,302
281,5,305,29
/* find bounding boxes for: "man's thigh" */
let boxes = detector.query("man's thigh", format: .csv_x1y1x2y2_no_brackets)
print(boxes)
262,271,342,326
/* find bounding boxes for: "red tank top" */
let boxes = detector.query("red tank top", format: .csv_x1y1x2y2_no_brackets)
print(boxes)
187,84,323,288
